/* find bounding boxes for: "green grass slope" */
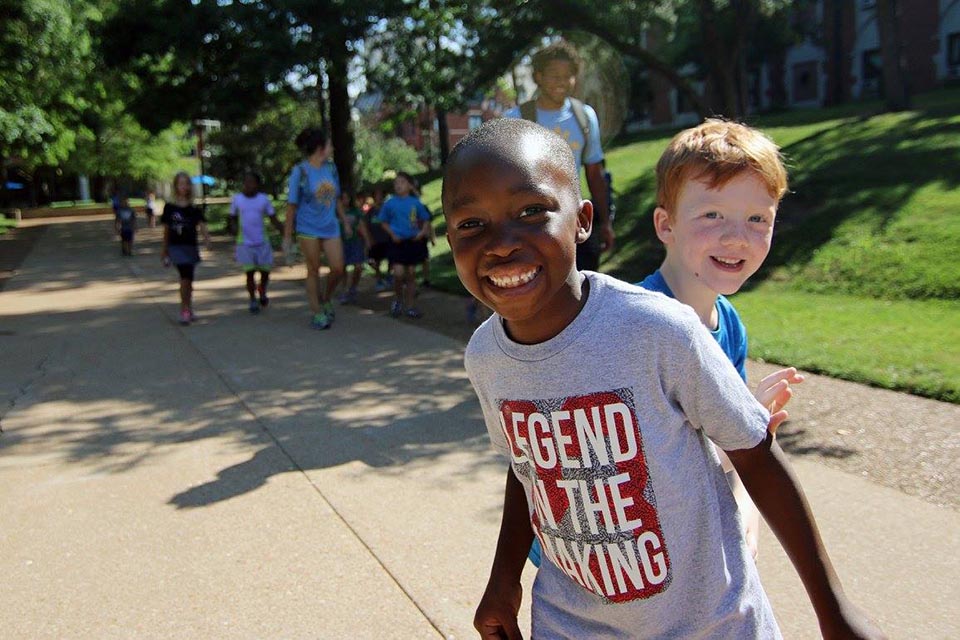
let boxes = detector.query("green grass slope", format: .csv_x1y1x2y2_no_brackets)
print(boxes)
419,88,960,402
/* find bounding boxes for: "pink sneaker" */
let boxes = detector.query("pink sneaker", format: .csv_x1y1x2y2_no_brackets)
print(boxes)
179,309,191,326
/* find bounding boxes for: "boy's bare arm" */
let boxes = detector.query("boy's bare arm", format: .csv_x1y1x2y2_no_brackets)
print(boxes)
381,221,399,243
161,225,170,257
584,162,614,252
199,222,212,249
727,434,886,639
474,468,533,640
284,204,296,240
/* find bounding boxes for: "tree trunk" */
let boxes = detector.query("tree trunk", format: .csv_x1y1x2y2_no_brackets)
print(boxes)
436,107,450,167
326,38,356,194
876,0,910,111
698,0,740,118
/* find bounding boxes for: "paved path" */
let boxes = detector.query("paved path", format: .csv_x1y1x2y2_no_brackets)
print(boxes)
1,218,958,638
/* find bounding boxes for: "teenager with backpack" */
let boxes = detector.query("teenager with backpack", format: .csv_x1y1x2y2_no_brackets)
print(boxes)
283,127,352,330
504,39,614,270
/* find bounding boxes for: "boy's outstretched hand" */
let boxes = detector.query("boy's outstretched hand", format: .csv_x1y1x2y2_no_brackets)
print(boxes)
474,581,523,640
756,367,805,434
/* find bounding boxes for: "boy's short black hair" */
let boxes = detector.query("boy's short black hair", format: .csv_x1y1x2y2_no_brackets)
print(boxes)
443,118,579,203
531,39,581,76
242,170,262,186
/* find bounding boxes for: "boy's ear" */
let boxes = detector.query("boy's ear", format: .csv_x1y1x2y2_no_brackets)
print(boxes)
653,206,674,245
576,199,593,244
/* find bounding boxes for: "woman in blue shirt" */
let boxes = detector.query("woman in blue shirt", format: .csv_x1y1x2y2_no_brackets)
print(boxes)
283,127,353,330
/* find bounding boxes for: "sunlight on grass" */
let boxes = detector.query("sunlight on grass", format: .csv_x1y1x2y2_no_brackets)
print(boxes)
734,287,960,402
414,88,960,401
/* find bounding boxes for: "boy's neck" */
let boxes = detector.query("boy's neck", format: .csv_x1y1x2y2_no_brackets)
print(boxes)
658,262,720,330
535,94,567,111
503,272,589,345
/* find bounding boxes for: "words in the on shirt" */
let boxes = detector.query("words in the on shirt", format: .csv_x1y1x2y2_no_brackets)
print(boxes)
498,389,671,603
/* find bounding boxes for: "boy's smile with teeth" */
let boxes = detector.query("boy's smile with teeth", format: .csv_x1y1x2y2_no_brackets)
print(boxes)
712,256,744,270
487,267,541,289
442,131,592,345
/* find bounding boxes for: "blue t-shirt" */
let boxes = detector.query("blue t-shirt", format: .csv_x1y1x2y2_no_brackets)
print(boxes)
287,161,340,238
378,195,430,240
504,98,604,171
638,270,748,381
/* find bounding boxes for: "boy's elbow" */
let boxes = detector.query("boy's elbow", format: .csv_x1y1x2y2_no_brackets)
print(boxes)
725,431,777,474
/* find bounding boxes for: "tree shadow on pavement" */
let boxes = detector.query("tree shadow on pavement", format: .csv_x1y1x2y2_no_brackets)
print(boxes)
0,218,505,511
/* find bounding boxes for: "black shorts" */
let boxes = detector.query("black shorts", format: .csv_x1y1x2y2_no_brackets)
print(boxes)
119,229,134,242
368,241,389,263
176,263,196,281
388,239,429,266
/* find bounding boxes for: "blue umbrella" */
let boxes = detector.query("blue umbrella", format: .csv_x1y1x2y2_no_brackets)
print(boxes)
4,182,25,190
191,175,216,186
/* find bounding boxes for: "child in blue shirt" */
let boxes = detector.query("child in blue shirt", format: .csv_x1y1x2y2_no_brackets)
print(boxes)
637,119,805,558
378,171,431,318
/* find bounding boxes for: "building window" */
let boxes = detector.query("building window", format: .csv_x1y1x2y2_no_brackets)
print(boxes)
862,49,882,95
676,89,693,115
792,61,819,103
948,33,960,68
468,114,483,131
747,69,762,110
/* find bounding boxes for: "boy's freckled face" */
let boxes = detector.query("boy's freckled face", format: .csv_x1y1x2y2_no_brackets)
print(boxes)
659,171,777,296
443,141,590,343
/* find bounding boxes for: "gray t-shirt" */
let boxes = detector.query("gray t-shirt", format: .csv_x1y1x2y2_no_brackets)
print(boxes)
465,272,781,639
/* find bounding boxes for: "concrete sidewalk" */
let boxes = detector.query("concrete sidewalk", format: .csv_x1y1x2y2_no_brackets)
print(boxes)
1,219,957,639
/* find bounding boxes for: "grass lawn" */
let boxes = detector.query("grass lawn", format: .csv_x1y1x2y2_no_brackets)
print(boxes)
418,88,960,402
733,287,960,403
0,217,17,236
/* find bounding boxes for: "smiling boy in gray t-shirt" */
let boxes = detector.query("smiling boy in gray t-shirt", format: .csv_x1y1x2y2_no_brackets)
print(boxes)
442,118,885,639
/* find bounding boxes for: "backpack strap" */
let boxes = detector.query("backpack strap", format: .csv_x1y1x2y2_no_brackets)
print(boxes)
519,99,538,123
567,97,592,158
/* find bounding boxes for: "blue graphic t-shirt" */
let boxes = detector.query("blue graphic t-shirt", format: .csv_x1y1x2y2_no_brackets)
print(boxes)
287,161,340,238
504,98,604,171
637,270,748,381
379,195,430,240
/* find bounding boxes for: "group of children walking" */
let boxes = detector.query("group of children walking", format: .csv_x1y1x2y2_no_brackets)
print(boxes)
116,112,885,637
120,127,434,328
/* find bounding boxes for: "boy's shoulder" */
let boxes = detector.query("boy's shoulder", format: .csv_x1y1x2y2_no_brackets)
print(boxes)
465,273,705,364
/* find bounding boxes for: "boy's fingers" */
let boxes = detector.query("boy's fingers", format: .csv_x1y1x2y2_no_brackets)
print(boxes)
767,410,788,434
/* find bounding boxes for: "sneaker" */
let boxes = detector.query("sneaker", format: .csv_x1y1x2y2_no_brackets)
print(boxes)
337,290,352,304
189,309,198,322
258,285,269,308
323,300,335,319
179,309,192,326
374,279,389,293
310,312,331,330
405,307,423,319
249,299,260,314
389,300,403,318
